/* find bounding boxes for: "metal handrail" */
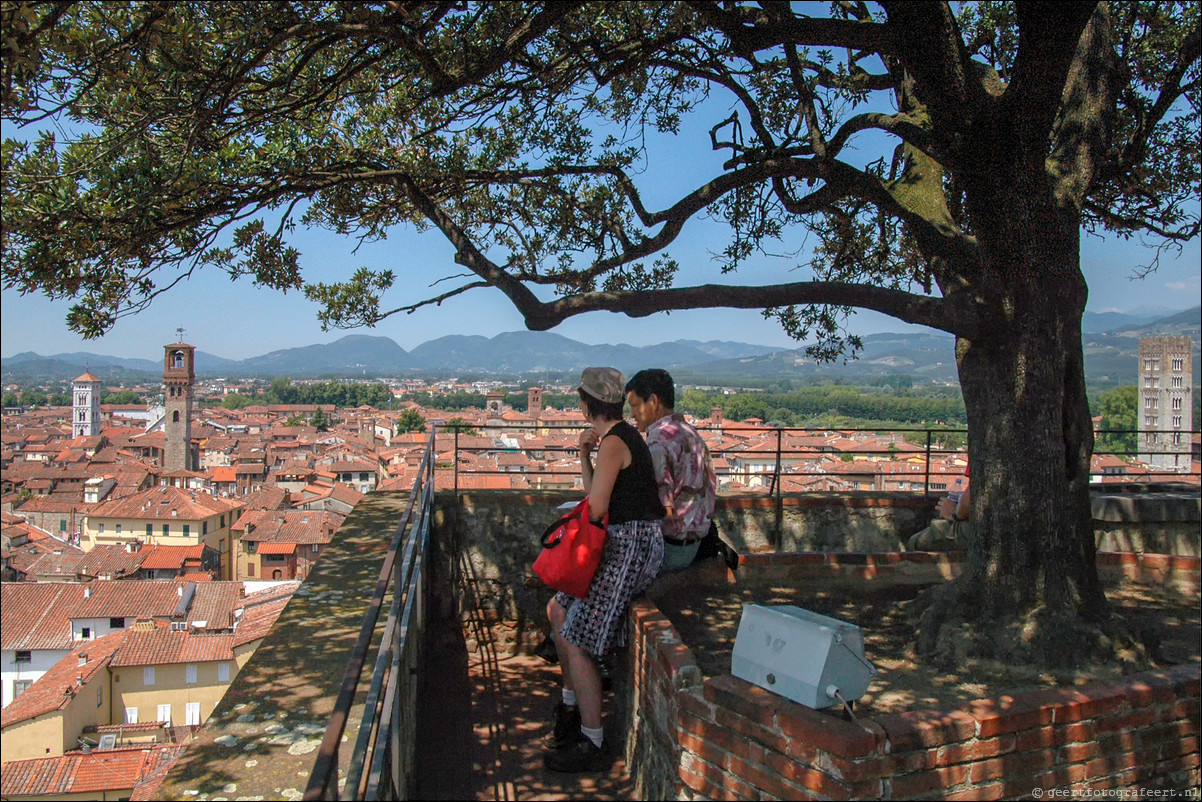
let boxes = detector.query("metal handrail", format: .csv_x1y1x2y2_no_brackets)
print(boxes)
441,422,1199,501
304,430,436,801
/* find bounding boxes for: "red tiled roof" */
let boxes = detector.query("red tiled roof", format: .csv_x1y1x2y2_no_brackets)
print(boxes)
234,596,291,648
69,580,186,619
89,484,241,521
0,583,87,650
208,466,238,483
0,744,186,797
178,571,214,582
110,629,234,667
255,541,297,554
73,544,148,578
186,582,241,629
138,544,206,570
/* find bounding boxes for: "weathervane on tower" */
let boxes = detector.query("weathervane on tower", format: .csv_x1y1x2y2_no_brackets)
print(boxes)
176,326,186,343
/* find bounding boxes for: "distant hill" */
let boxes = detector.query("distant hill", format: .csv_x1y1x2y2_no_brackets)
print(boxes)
3,307,1196,388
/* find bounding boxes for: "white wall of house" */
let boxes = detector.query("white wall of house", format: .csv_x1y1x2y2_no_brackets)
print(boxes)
1,648,70,709
70,616,128,643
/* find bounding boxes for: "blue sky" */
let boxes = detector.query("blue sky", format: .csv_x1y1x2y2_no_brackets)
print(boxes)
3,45,1199,362
3,220,1196,362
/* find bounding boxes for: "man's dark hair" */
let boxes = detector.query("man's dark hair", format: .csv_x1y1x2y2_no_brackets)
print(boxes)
578,388,625,421
625,369,675,409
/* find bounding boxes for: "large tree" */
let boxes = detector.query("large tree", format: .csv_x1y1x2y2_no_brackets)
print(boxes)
3,2,1198,666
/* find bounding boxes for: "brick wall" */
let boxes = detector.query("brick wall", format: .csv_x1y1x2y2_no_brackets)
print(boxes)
617,554,1201,800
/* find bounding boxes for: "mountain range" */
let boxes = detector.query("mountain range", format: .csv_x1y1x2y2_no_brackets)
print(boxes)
3,307,1198,388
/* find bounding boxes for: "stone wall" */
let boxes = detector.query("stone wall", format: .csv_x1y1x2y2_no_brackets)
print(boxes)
433,489,1201,647
617,553,1202,800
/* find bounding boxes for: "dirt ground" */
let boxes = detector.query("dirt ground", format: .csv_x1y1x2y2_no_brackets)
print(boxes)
651,574,1201,716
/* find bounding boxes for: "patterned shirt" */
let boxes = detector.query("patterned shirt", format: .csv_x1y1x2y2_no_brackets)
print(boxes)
645,413,717,541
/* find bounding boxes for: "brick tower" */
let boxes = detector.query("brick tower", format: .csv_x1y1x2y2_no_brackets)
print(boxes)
163,336,196,472
1137,336,1193,473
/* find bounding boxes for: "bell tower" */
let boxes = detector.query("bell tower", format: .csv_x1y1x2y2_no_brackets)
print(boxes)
163,332,196,472
72,370,103,437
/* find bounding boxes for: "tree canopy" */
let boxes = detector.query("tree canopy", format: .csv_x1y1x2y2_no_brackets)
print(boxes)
2,1,1196,346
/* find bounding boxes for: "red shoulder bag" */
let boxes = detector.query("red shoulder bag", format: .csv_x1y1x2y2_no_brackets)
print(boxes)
533,498,608,599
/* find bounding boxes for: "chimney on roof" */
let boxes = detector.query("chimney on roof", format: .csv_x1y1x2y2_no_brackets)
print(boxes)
84,585,92,598
78,654,88,666
76,672,84,686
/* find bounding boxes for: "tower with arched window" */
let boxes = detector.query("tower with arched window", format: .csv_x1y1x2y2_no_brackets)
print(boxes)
72,370,103,438
163,339,196,472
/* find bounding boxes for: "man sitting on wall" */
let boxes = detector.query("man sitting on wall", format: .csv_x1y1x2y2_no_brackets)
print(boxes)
625,369,719,572
907,469,972,551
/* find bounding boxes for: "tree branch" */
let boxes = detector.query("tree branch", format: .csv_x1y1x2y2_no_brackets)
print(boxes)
1003,2,1098,155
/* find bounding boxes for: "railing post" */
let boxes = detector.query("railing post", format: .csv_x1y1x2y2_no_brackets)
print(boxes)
924,429,933,499
773,426,783,549
453,427,459,496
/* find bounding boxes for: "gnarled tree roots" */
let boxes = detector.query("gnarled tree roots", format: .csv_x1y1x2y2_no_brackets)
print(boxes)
911,577,1158,676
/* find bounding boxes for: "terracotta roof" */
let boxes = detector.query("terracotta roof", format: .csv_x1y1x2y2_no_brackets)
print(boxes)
89,484,241,521
208,466,238,483
178,571,213,582
73,544,149,578
138,544,206,570
0,630,124,728
234,595,292,648
110,629,234,667
255,541,298,555
1,744,186,798
234,509,343,544
69,580,186,619
186,582,242,629
0,583,88,650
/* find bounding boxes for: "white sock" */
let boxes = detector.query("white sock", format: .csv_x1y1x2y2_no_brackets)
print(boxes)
581,725,604,748
561,689,577,708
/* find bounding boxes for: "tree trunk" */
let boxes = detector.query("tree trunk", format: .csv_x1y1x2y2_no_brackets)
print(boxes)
915,177,1113,668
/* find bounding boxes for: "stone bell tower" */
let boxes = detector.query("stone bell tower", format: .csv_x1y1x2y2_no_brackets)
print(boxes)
163,333,196,472
72,370,104,437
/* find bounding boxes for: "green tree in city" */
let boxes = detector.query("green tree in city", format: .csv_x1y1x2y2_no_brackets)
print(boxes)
1094,385,1138,456
4,1,1198,668
221,392,256,410
283,413,307,427
310,406,330,432
395,408,427,434
442,416,478,436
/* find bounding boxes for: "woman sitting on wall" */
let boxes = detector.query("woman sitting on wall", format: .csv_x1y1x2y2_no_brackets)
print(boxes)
544,367,665,773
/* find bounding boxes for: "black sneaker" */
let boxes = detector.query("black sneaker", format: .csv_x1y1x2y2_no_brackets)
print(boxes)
543,734,612,773
534,635,559,664
544,702,581,750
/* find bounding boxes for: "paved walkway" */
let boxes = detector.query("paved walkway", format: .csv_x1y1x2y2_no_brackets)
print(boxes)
415,612,635,801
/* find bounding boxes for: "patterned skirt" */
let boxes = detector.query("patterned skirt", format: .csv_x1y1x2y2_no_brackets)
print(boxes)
555,519,664,658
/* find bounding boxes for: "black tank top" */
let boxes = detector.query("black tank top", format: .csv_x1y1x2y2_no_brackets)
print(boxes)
603,421,666,525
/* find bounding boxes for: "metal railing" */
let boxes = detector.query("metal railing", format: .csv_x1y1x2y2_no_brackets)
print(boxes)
304,430,436,801
441,422,1199,500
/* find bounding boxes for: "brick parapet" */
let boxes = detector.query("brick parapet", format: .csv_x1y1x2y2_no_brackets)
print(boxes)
622,554,1201,800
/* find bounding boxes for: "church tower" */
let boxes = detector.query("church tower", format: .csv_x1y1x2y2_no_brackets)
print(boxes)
527,387,543,419
163,337,196,472
72,370,103,437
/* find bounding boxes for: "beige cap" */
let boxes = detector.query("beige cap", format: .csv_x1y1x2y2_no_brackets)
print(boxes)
576,367,626,404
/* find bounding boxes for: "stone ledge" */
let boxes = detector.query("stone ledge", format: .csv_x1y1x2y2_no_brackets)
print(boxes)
1091,493,1201,523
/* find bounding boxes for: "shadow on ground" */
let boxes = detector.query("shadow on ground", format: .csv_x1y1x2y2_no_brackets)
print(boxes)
415,610,634,801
